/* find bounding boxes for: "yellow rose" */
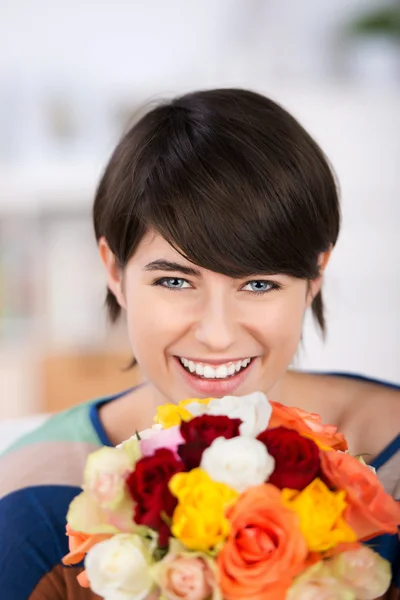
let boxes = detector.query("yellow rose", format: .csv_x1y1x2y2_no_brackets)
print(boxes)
154,398,212,428
169,468,238,552
154,403,193,428
282,478,357,552
179,397,212,409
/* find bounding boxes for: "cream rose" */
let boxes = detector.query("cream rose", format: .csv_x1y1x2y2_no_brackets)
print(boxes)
187,392,272,437
200,436,275,492
84,447,135,510
85,533,154,600
329,546,391,600
287,562,355,600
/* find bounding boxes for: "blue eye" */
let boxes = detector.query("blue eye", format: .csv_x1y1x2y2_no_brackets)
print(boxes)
242,280,277,294
156,277,191,290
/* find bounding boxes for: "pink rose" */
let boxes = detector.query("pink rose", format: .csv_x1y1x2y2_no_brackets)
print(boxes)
155,552,218,600
140,426,184,458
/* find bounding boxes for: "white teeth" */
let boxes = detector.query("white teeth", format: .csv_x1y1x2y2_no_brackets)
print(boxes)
203,365,216,379
227,364,235,376
215,365,228,379
195,364,204,376
179,357,253,380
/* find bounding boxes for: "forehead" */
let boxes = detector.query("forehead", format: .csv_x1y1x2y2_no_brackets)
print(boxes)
130,230,186,264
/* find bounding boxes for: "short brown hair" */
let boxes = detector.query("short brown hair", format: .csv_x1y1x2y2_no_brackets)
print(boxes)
93,88,340,334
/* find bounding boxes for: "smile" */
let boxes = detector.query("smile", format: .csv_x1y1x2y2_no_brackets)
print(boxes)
179,357,253,380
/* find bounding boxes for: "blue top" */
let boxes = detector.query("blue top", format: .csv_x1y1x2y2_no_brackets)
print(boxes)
0,373,398,599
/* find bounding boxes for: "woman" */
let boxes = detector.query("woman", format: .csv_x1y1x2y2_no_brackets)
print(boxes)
0,88,399,599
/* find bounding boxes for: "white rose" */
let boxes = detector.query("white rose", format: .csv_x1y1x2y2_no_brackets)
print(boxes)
187,392,271,437
85,534,154,600
200,436,275,493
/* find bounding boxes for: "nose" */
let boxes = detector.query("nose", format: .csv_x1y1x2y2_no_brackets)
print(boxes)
194,293,237,352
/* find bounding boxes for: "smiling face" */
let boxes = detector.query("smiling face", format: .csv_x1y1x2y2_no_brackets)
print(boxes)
101,231,325,404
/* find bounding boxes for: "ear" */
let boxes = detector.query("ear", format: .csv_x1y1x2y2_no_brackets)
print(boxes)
98,237,127,309
306,247,332,308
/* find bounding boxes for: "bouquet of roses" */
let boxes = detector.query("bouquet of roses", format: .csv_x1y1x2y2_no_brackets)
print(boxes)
63,392,400,600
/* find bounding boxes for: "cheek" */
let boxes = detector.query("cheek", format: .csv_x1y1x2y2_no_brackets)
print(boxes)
123,283,186,362
250,287,307,348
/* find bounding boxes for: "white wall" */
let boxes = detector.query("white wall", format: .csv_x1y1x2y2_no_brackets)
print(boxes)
0,0,385,87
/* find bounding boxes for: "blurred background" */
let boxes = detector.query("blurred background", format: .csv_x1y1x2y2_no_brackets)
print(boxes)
0,0,399,435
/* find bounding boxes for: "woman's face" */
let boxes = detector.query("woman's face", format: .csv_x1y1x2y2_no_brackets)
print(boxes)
102,231,324,404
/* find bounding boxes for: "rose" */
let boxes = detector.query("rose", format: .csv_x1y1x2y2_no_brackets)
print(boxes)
169,468,238,551
178,415,242,469
269,402,348,451
67,486,136,535
76,445,140,532
329,545,391,600
84,446,136,511
217,484,308,600
282,479,357,552
186,392,272,437
140,425,185,458
321,450,400,540
200,436,275,493
62,524,112,566
84,533,154,600
126,448,184,546
257,426,320,490
155,399,212,428
181,415,242,445
62,525,114,591
153,541,220,600
157,556,214,600
287,562,356,600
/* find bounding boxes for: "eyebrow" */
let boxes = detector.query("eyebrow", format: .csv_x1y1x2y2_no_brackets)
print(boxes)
143,259,201,277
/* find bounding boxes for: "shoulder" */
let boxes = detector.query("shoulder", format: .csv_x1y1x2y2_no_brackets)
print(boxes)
295,371,400,461
342,376,400,463
0,402,103,501
0,401,105,599
0,483,82,598
2,399,102,458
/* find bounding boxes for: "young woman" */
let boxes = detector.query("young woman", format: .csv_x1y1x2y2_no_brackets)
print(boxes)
0,88,399,600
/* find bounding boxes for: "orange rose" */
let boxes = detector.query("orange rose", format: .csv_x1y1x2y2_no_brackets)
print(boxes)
62,524,112,566
321,451,400,540
269,402,348,451
217,484,308,600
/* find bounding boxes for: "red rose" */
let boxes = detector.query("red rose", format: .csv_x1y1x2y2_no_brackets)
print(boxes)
257,426,320,490
126,448,183,546
181,415,242,445
178,415,242,470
